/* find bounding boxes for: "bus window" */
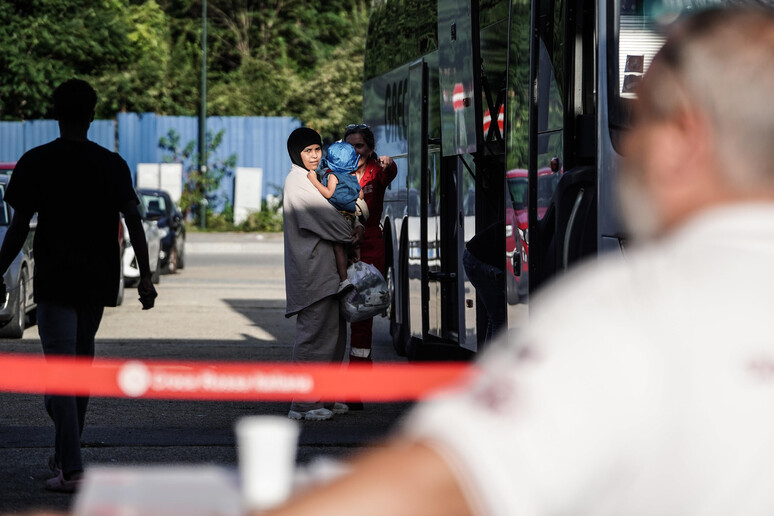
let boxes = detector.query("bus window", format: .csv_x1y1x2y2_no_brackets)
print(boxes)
609,0,735,151
506,0,531,174
382,156,409,224
364,0,439,81
535,0,566,220
480,0,509,28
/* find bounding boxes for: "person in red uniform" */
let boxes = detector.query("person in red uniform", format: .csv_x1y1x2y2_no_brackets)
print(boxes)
343,124,397,409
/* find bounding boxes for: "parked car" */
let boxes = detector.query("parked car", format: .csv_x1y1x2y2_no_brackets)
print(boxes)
116,216,126,305
506,164,563,304
122,191,162,286
0,173,37,338
138,188,186,273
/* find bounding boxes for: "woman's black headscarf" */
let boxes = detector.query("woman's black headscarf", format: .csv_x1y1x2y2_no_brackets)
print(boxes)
287,127,322,168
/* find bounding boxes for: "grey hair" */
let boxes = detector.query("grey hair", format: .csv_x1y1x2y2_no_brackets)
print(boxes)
653,7,774,188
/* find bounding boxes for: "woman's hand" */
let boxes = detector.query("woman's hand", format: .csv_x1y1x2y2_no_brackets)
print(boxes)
378,155,394,169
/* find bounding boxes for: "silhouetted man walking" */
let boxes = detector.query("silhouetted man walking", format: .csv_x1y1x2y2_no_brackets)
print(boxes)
0,78,157,493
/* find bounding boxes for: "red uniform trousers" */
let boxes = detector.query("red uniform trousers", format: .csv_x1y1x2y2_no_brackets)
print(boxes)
349,227,385,356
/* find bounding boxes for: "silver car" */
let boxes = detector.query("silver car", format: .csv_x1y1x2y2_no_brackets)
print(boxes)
121,191,162,289
0,175,37,338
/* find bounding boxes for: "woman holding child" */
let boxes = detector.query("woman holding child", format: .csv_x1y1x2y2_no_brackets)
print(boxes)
282,127,363,421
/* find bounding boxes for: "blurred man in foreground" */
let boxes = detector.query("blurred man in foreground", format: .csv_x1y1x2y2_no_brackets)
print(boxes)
264,7,774,516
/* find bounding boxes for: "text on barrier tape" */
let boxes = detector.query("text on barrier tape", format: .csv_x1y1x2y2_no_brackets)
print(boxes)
0,353,474,401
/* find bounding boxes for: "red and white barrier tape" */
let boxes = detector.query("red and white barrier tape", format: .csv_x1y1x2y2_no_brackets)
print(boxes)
0,353,473,401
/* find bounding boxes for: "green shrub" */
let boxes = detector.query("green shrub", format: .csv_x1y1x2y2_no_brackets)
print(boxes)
187,202,283,233
238,208,283,232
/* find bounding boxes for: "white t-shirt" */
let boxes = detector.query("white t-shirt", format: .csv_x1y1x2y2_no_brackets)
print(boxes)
404,205,774,516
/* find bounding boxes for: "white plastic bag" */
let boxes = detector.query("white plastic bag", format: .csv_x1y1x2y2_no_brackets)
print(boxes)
340,261,389,322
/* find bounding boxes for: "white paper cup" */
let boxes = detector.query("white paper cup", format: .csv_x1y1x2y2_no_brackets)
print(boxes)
235,416,300,511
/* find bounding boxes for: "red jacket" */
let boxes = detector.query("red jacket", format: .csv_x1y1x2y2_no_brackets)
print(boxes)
358,157,397,235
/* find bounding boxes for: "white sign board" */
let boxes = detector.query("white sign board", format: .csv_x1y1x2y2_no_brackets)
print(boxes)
234,167,263,225
136,163,184,205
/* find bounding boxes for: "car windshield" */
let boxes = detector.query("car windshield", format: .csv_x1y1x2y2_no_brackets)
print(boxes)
134,191,149,219
507,177,527,210
143,193,167,215
0,185,9,226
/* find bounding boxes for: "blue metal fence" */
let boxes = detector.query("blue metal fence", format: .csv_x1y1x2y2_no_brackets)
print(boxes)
0,114,302,206
0,120,116,160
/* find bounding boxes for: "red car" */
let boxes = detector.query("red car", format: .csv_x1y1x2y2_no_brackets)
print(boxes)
505,163,562,303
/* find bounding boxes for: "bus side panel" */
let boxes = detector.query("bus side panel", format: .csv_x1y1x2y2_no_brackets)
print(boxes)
363,67,410,330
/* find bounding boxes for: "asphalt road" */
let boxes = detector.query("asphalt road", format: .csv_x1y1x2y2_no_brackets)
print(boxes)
0,231,411,514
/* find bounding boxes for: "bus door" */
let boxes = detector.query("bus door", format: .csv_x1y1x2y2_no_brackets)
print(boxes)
527,0,597,294
408,58,461,348
425,147,443,338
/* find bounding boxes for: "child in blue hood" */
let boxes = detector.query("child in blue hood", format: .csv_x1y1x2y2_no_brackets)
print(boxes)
307,141,368,293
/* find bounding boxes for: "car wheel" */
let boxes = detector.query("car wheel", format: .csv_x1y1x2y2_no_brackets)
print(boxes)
27,307,37,327
507,272,520,305
177,238,185,269
116,256,125,306
151,256,161,284
1,273,26,339
166,245,179,274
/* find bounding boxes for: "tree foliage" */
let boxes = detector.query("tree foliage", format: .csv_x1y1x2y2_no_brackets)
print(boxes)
0,0,370,141
365,0,437,81
159,127,237,225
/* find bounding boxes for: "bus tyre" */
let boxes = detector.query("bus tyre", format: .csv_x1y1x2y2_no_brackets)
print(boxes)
388,263,407,356
391,318,408,356
390,232,412,357
406,336,423,361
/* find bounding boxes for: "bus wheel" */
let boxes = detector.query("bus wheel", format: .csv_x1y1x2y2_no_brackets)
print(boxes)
389,262,407,356
406,336,423,361
389,236,410,357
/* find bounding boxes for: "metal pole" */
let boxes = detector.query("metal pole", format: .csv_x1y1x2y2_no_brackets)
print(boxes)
198,0,207,230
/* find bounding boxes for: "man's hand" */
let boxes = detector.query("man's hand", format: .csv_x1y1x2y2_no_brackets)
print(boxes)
350,225,364,248
138,276,157,310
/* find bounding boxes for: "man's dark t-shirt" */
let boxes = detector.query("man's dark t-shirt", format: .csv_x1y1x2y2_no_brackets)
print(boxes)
4,138,138,306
